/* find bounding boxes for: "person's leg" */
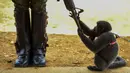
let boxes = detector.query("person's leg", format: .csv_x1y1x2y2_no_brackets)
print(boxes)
30,0,48,66
12,0,31,67
88,54,109,71
108,56,126,69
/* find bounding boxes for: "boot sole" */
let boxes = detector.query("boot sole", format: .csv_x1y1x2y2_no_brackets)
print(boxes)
14,65,28,67
14,63,29,67
33,63,46,67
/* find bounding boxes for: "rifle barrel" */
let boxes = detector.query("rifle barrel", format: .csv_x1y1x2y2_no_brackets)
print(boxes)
71,10,82,30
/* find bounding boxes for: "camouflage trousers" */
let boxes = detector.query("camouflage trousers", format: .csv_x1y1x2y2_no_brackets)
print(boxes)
12,0,47,12
12,0,48,55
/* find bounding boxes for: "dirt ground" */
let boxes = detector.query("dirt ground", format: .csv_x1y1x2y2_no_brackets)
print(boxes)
0,32,130,69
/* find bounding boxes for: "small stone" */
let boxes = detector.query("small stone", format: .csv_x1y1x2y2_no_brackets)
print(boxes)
10,54,15,56
4,55,9,57
3,53,6,55
10,41,14,44
126,59,129,62
10,54,15,57
7,60,12,63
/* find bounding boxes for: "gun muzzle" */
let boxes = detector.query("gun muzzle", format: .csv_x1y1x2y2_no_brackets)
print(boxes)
63,0,75,11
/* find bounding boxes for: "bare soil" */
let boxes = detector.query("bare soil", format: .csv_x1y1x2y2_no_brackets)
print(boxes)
0,32,130,69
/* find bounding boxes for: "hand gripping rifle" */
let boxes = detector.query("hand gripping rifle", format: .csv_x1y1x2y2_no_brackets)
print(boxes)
57,0,84,30
57,0,95,49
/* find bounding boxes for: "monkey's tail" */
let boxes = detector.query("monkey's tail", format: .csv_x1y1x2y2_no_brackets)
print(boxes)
113,33,130,42
120,37,130,42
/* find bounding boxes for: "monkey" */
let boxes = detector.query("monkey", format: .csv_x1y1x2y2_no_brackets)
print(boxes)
77,20,126,71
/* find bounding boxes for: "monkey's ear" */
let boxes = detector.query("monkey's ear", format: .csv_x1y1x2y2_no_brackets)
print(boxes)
97,20,112,32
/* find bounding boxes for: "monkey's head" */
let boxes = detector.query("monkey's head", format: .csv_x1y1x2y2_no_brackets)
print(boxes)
94,20,112,36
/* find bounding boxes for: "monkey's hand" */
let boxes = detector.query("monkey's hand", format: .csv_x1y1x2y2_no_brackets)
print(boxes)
69,12,80,20
114,33,120,38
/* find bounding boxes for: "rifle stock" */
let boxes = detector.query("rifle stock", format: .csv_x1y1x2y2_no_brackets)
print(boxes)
57,0,84,30
63,0,82,29
63,0,75,11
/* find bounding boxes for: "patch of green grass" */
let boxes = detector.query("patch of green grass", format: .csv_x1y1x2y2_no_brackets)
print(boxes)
0,8,14,25
0,0,13,8
0,0,14,25
0,10,5,23
0,0,130,35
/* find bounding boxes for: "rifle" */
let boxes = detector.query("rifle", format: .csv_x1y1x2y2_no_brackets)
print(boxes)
57,0,84,30
57,0,94,49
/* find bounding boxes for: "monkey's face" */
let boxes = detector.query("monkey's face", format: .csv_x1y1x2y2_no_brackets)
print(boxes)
94,21,112,36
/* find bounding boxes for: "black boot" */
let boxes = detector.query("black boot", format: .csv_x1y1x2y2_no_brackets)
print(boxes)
14,6,31,67
31,10,48,67
15,48,29,67
33,48,46,67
